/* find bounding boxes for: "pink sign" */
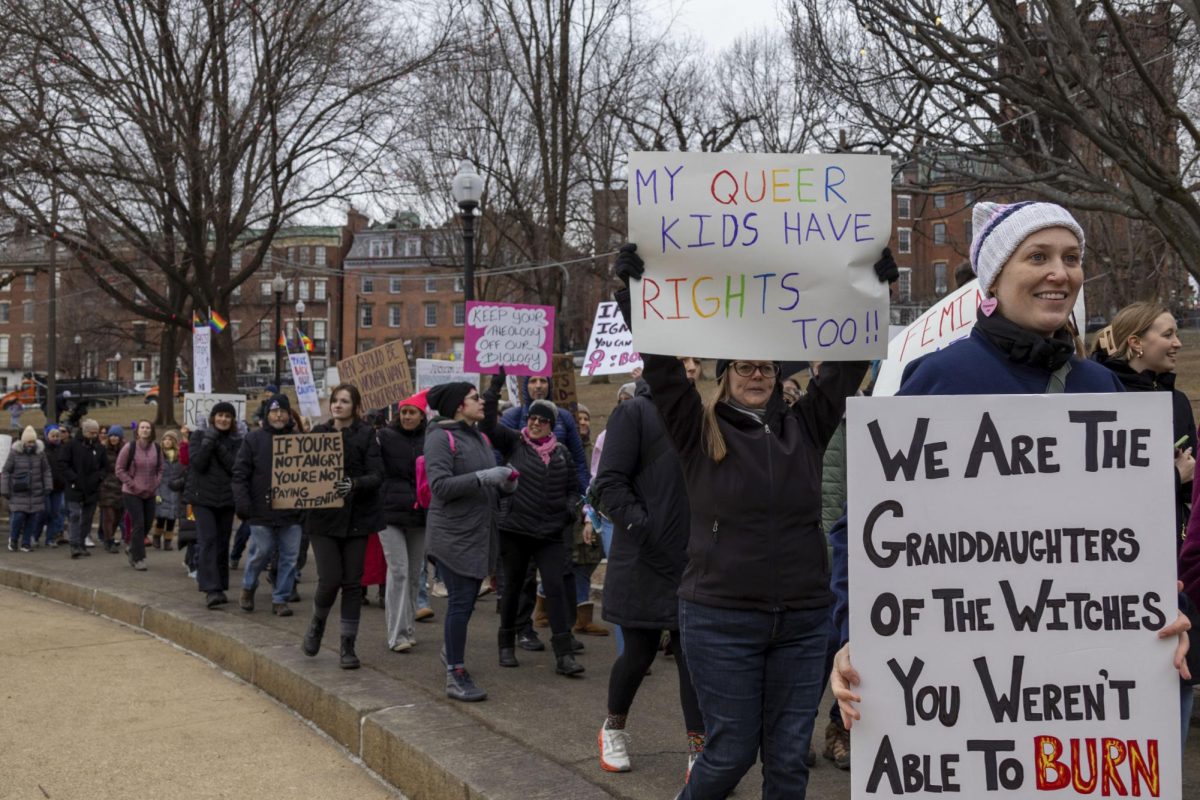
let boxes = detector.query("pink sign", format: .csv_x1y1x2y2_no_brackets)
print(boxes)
464,301,555,376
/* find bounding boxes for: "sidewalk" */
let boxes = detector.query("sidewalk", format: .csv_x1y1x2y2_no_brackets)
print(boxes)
0,585,399,800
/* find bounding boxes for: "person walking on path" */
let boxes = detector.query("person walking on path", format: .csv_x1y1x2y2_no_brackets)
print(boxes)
3,426,53,552
301,384,384,670
97,426,127,553
40,425,68,548
153,430,185,551
115,420,164,571
232,394,304,617
376,390,429,653
186,402,242,608
424,381,515,702
60,418,107,559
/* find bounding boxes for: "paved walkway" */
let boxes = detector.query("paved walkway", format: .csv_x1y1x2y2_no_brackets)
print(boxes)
0,584,399,800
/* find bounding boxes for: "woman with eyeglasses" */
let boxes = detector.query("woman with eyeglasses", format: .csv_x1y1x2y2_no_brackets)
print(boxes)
612,243,896,800
481,368,586,678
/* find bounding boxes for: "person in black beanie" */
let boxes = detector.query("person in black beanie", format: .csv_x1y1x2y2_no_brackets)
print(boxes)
186,401,242,608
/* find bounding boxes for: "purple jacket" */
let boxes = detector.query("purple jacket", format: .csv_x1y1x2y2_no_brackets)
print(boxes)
115,441,164,499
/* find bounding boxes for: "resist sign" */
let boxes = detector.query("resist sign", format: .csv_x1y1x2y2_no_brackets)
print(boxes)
270,432,344,510
463,301,554,376
626,151,892,360
846,393,1180,799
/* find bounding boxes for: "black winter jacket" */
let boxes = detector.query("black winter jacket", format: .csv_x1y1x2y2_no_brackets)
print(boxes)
60,435,108,504
231,422,304,527
45,441,67,492
481,385,577,539
592,381,690,628
185,426,242,509
377,421,427,528
305,418,384,538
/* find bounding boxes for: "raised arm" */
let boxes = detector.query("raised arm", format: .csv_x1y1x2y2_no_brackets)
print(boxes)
480,373,521,456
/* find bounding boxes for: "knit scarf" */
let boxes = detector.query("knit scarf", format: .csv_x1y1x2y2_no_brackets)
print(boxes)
974,310,1075,372
522,429,558,465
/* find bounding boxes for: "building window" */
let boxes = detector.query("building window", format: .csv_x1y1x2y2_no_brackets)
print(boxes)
933,194,946,210
934,262,948,295
133,321,147,347
0,272,11,291
298,281,309,301
315,247,327,266
390,277,403,293
260,281,273,298
897,268,912,303
231,321,240,339
896,195,911,220
259,325,272,349
424,302,438,327
286,281,295,302
897,228,912,255
933,223,946,246
22,336,34,369
424,339,438,358
22,300,33,323
358,339,374,353
454,276,465,292
405,237,421,257
313,320,326,347
389,304,402,327
361,276,374,293
431,237,447,256
0,336,8,368
232,284,242,299
361,303,374,328
132,359,146,381
312,357,326,373
425,278,438,293
453,302,465,327
314,280,327,301
24,273,36,291
369,239,393,258
0,302,8,323
299,246,311,264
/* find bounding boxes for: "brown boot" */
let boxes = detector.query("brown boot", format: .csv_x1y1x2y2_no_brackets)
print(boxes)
163,535,174,552
533,595,550,628
152,532,162,549
573,601,610,636
823,719,850,770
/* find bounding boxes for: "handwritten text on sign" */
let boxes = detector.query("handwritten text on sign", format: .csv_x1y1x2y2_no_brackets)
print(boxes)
626,152,891,360
846,394,1180,799
581,302,642,377
183,393,246,429
336,340,414,412
464,302,555,376
270,433,344,510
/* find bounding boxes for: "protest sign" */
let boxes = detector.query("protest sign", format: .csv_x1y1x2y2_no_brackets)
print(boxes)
183,393,247,429
551,354,577,412
287,350,322,419
415,358,481,392
336,340,413,411
463,301,555,376
192,326,212,393
0,434,10,475
872,280,1089,396
581,301,642,377
846,393,1180,799
626,152,891,361
270,432,344,509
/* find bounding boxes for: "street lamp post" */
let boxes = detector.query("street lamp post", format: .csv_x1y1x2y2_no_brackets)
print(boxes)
451,160,483,303
74,334,82,380
272,273,286,388
295,299,306,343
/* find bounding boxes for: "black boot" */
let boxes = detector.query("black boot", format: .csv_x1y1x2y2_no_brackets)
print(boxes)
339,635,361,669
497,627,519,668
302,615,326,657
551,633,585,676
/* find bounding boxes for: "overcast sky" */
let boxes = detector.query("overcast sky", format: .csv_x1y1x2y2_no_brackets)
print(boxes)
651,0,788,51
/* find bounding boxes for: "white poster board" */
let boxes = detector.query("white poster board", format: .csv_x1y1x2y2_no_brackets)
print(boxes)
415,358,480,392
581,301,643,377
626,151,892,361
846,393,1180,799
287,351,322,419
192,326,212,394
183,393,247,429
0,434,10,474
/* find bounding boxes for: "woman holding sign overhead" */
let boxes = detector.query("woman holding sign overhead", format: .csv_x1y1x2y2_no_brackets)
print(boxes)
301,383,384,670
612,242,896,800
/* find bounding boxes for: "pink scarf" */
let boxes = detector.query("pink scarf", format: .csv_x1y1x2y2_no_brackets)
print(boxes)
522,428,558,465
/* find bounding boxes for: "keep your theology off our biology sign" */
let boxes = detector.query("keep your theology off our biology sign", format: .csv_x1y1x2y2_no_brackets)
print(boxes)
626,152,892,360
847,393,1181,799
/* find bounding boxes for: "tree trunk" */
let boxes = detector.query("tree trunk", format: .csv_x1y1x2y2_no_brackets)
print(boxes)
155,327,179,427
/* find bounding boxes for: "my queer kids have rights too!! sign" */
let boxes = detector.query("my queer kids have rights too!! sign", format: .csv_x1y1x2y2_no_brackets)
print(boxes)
846,393,1181,800
626,151,892,360
464,301,555,376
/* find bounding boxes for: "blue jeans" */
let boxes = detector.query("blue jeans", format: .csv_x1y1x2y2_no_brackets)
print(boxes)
42,491,65,543
596,517,624,655
679,599,831,800
440,564,481,668
9,509,41,547
243,524,301,604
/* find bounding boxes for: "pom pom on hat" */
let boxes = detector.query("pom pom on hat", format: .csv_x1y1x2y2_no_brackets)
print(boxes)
970,201,1085,294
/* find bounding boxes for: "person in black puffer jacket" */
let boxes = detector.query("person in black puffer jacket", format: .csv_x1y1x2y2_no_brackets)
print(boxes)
186,401,243,608
60,418,108,557
480,370,585,677
376,390,428,653
40,425,69,548
301,383,384,670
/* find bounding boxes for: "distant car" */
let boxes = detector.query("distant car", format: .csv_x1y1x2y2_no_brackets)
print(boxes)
134,382,155,394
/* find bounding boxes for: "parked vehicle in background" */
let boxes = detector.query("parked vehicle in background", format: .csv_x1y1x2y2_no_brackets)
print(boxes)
144,371,189,404
1,375,135,410
134,382,155,394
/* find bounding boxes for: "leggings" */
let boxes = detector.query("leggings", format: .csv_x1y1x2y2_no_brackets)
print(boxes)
310,534,368,637
122,494,155,561
608,627,704,732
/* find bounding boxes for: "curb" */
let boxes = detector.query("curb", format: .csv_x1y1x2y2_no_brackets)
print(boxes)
0,564,614,800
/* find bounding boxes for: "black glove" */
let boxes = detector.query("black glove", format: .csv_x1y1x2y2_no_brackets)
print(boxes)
334,477,353,498
613,243,644,286
874,247,899,284
487,367,506,396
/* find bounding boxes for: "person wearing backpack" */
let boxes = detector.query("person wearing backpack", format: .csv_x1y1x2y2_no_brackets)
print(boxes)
115,419,164,571
3,426,53,552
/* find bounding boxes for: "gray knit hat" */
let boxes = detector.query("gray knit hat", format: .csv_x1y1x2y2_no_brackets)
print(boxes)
528,399,558,423
970,201,1085,294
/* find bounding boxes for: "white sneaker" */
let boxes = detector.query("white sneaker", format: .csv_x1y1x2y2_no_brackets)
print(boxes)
599,725,632,772
431,580,448,598
84,535,96,548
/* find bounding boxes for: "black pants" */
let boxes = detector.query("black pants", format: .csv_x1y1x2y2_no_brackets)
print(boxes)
513,527,578,633
311,534,367,625
499,532,571,636
123,494,156,562
195,505,234,593
609,627,704,732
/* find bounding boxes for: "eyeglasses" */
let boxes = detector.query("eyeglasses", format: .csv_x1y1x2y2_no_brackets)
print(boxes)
528,416,552,426
465,393,480,401
731,362,779,378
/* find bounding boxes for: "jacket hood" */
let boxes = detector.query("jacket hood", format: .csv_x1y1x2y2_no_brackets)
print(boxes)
634,379,653,399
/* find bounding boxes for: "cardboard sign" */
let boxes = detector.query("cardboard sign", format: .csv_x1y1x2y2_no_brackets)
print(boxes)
192,326,212,394
551,354,577,412
846,393,1180,799
463,301,555,376
336,340,413,412
581,301,642,377
626,152,892,361
270,432,344,509
415,358,481,392
183,393,247,429
287,350,322,419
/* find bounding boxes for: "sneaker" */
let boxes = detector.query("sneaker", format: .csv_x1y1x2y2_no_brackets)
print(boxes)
188,569,198,580
415,607,435,622
391,641,413,653
132,559,147,571
19,544,32,553
272,603,293,617
477,579,493,597
69,546,84,559
6,540,14,552
45,540,57,549
205,591,227,608
599,725,632,772
823,719,850,770
84,535,96,548
431,580,448,598
517,629,545,652
445,668,487,702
